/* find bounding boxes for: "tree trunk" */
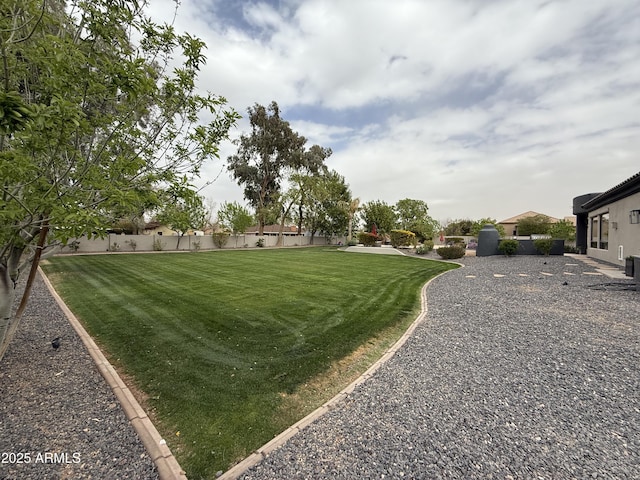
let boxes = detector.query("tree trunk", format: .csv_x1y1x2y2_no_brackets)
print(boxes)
0,265,16,359
297,192,304,234
276,218,286,247
276,198,296,247
0,224,49,361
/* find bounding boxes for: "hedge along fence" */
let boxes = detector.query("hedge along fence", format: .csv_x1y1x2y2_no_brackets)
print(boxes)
60,233,344,254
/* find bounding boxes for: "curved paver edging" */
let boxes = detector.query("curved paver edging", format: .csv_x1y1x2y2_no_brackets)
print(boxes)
219,261,461,479
38,267,187,480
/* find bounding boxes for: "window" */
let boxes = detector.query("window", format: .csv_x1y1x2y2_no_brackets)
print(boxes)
600,213,609,250
590,212,609,250
590,216,599,248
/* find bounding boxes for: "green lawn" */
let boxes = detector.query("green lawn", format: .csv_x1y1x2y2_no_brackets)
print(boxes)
42,247,457,478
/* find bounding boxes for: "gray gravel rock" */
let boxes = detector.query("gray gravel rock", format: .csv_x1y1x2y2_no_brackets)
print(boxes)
241,255,640,479
0,273,158,480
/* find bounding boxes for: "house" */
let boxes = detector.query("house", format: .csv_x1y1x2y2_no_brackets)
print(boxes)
573,171,640,265
143,221,177,236
498,211,562,237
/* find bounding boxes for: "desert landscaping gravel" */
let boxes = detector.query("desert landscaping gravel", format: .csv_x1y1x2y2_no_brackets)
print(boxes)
0,274,158,480
242,255,640,479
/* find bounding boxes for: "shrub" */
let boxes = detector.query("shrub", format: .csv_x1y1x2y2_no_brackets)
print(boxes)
67,240,81,253
357,232,378,246
436,245,466,259
152,238,165,251
256,238,265,248
445,237,465,246
390,229,416,248
192,240,201,252
110,241,121,252
346,239,357,246
498,239,519,256
533,238,554,256
416,240,434,255
212,232,229,249
564,245,579,254
125,239,137,251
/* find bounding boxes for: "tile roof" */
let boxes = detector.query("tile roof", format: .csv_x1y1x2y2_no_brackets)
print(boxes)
498,211,561,224
581,171,640,210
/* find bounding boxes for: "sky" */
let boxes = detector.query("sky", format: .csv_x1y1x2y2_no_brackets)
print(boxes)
147,0,640,224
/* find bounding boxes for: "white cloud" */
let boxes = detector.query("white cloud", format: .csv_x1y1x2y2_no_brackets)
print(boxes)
146,0,640,222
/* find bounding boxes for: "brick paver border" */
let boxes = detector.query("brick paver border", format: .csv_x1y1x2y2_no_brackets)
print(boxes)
39,267,187,480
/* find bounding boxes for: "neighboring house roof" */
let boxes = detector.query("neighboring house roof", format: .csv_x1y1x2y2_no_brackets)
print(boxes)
143,222,177,234
144,221,163,230
498,211,561,224
580,171,640,211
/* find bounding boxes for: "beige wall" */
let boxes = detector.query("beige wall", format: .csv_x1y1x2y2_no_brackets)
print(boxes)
60,233,344,254
587,191,640,265
144,225,177,236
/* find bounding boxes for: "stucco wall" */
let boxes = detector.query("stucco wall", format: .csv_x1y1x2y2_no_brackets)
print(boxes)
587,191,640,265
60,233,344,253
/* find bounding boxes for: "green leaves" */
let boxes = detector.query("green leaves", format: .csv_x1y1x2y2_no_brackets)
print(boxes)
217,201,254,234
228,101,333,233
0,92,33,134
0,0,237,275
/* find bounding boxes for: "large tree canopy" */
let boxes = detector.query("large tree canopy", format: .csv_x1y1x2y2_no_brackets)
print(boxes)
359,200,397,235
394,198,438,242
0,0,239,359
301,170,351,243
227,101,329,235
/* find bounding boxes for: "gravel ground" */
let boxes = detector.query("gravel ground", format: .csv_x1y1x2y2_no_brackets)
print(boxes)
0,273,158,480
241,255,640,479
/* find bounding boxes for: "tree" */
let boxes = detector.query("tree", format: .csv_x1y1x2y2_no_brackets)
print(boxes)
272,188,300,247
216,201,253,247
471,218,506,237
517,215,552,236
345,197,360,242
548,219,576,241
227,101,308,235
394,198,438,242
302,170,351,243
0,0,239,359
443,219,474,236
293,144,330,233
359,201,397,236
217,201,254,235
110,187,163,234
156,184,207,249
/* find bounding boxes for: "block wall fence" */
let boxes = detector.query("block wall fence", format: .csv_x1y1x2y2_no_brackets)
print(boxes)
61,234,346,254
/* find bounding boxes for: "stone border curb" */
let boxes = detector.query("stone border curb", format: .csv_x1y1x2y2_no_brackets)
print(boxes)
38,267,187,480
218,265,457,479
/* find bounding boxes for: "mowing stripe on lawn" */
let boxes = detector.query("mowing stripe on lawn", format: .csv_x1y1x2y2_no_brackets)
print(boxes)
43,248,456,478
